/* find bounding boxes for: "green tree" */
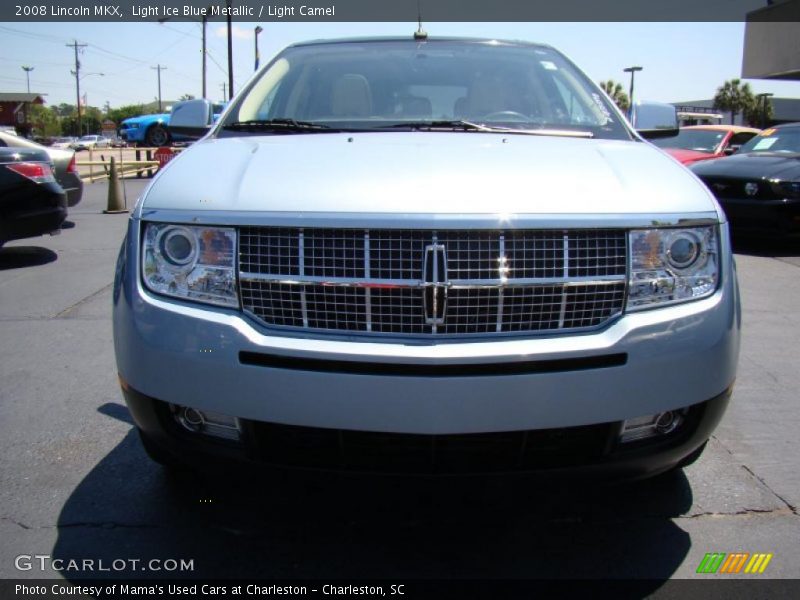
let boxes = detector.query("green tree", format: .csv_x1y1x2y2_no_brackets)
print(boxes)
61,106,103,136
598,80,630,113
27,104,61,138
744,96,774,128
53,103,76,118
713,79,756,125
178,94,196,101
107,104,147,125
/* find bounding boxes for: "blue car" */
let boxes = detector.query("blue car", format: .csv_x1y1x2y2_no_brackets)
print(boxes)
121,104,226,147
119,113,171,147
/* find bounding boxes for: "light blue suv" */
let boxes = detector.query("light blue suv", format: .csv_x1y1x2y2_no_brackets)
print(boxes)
113,37,740,479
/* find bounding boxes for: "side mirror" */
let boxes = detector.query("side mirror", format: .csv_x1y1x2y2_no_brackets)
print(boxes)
631,101,679,140
168,99,214,140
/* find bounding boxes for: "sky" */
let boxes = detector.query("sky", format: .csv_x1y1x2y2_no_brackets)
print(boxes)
1,21,798,110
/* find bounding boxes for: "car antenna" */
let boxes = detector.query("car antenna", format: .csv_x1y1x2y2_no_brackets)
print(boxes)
414,0,428,39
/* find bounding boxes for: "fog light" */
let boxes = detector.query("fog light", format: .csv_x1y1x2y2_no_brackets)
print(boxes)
620,410,685,443
172,404,241,441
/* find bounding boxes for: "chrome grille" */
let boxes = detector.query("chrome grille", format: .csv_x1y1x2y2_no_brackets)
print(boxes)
239,228,627,337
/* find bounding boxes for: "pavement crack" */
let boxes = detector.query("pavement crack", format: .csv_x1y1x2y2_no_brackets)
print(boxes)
1,516,31,530
676,507,795,519
711,435,799,516
741,464,798,516
52,283,113,319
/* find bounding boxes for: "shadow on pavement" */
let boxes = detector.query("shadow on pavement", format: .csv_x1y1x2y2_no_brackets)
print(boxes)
0,246,57,270
51,404,694,586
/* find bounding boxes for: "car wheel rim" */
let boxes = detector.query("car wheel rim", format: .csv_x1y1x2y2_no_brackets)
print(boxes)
149,128,168,146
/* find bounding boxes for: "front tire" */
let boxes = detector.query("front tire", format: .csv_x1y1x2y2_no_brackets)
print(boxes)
145,124,170,147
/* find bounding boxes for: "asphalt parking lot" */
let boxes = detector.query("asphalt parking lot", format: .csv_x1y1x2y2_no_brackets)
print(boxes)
0,179,799,584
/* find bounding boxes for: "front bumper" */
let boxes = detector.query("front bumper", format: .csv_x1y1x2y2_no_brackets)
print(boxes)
124,384,731,478
719,196,800,236
114,217,740,438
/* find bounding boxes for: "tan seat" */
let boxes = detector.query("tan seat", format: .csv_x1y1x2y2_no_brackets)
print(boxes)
331,74,373,118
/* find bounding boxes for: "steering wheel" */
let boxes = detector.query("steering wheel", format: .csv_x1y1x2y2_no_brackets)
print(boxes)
480,110,534,123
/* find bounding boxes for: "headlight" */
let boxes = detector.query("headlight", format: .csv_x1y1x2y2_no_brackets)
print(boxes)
142,223,238,307
627,226,719,310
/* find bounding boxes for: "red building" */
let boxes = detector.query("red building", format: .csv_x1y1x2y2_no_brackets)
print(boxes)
0,93,45,133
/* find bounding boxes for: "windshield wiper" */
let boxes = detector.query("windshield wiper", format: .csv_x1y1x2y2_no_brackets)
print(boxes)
378,120,494,132
377,120,594,138
222,119,334,132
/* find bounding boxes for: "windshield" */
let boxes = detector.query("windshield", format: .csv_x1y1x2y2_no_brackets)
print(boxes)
220,39,629,139
738,127,800,154
651,129,725,153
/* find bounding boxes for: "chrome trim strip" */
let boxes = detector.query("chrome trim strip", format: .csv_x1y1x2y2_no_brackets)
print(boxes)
496,234,505,333
559,233,569,328
364,231,372,332
140,208,721,230
298,230,308,328
239,272,626,288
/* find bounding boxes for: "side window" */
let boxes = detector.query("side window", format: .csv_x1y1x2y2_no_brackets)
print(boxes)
729,132,756,148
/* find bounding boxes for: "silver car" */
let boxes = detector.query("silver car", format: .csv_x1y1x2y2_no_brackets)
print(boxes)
113,37,740,479
0,131,83,207
71,134,109,151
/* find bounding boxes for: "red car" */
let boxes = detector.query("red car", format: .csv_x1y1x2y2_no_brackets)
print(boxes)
652,125,761,166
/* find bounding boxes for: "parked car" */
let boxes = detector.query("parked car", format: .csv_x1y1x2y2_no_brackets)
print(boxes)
50,136,78,149
651,125,760,165
119,113,172,147
120,104,226,147
114,36,739,479
0,131,83,207
691,122,800,236
71,135,110,151
0,147,67,247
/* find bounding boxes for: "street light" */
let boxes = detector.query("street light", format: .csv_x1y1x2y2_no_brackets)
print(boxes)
254,26,263,72
21,66,34,93
623,66,643,119
756,92,774,128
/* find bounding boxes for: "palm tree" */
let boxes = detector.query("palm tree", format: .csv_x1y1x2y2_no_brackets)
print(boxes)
713,79,756,125
599,80,630,112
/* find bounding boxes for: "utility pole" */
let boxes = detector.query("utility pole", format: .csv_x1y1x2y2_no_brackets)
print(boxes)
220,82,227,102
68,40,88,136
226,0,234,98
151,64,167,112
21,66,34,93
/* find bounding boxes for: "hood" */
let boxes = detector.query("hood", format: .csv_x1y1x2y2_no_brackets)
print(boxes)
691,152,800,181
143,132,719,216
663,148,716,165
122,113,169,126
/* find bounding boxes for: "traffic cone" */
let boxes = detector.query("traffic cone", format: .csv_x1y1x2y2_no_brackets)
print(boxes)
103,156,128,214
